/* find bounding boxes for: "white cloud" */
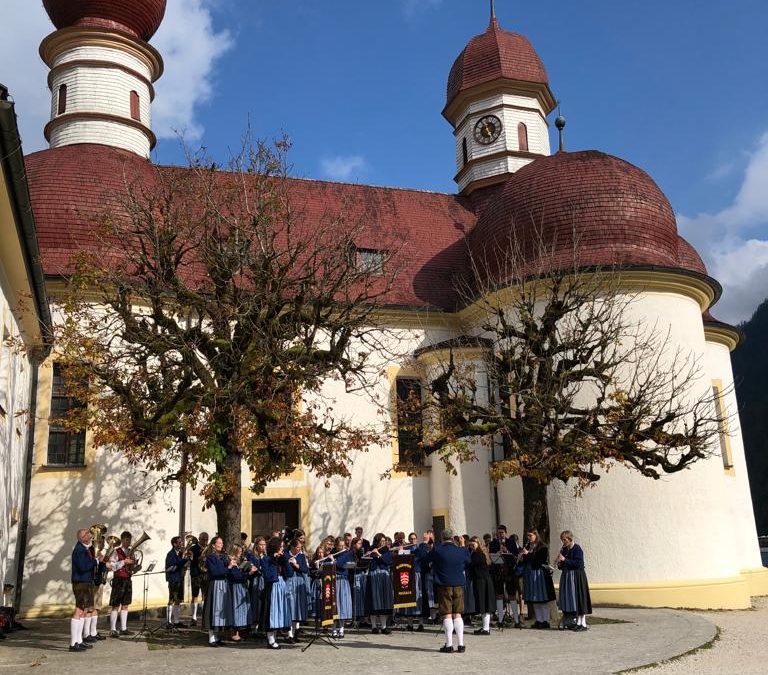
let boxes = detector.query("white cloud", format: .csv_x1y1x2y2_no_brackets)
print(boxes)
320,155,367,182
678,132,768,324
705,162,735,182
0,0,232,152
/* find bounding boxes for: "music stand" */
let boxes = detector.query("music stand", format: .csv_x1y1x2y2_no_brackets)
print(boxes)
302,565,339,652
131,564,162,640
346,559,368,636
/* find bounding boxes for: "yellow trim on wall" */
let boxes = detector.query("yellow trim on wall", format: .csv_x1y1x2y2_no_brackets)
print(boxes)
741,567,768,598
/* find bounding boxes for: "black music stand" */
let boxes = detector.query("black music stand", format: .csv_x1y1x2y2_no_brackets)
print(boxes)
131,564,163,640
302,565,339,652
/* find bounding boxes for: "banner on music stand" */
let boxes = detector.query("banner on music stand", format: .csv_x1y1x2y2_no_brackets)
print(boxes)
321,564,337,626
392,553,417,609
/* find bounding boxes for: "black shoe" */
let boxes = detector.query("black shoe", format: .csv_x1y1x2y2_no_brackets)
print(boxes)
209,641,221,647
457,645,466,653
371,627,380,634
406,624,414,631
269,642,281,649
69,643,88,652
515,622,523,629
531,621,542,629
415,624,424,632
382,626,392,635
93,633,107,641
173,622,187,628
439,645,454,653
542,621,550,629
13,622,28,630
118,629,133,636
84,635,97,643
473,628,490,635
496,621,503,629
80,641,93,649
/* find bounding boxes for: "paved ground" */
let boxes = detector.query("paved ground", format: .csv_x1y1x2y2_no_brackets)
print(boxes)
0,608,719,675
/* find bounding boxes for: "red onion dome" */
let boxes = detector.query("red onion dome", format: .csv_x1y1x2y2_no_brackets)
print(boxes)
43,0,167,41
469,150,682,284
677,236,708,275
447,18,551,109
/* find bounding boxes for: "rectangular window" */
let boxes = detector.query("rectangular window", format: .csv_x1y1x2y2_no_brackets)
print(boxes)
355,248,386,275
46,363,86,466
712,383,733,470
396,377,423,466
130,90,140,121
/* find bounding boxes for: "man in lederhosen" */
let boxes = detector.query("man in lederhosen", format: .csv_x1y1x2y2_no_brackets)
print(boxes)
108,531,140,636
69,528,100,652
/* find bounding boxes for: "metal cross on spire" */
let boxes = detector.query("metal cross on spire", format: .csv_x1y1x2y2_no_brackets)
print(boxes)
490,0,496,21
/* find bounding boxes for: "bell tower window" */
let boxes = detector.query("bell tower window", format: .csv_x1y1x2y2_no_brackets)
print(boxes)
518,122,529,152
57,84,67,115
130,90,140,121
462,137,469,167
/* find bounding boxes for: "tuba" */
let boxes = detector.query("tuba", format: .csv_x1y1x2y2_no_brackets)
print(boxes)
198,544,211,573
103,535,121,561
126,530,151,567
183,534,198,556
89,523,108,554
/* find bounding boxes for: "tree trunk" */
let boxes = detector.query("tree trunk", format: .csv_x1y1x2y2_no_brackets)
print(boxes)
522,476,550,548
214,449,243,546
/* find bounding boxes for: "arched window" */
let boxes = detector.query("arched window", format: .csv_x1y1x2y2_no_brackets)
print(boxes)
462,137,469,166
130,90,140,121
57,84,67,115
518,122,529,152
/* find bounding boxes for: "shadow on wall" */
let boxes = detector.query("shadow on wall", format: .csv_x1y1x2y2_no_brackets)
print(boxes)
22,448,176,614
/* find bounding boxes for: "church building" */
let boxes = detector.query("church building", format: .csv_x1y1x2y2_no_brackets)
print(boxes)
8,1,767,614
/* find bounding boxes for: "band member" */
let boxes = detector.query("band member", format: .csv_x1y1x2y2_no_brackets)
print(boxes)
203,536,236,646
284,538,309,639
403,532,426,631
246,536,266,633
189,531,208,626
519,529,556,628
89,539,109,642
259,537,292,648
417,532,437,624
365,533,394,634
69,528,100,652
332,536,353,639
427,528,470,654
489,524,521,628
108,531,140,637
349,537,368,624
165,536,186,628
468,537,495,635
309,538,332,619
228,545,254,642
343,532,353,549
556,530,592,631
354,526,371,553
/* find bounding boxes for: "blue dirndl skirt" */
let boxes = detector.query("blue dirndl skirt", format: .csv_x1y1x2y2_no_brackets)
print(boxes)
308,575,321,617
205,579,233,628
425,571,436,608
336,577,352,620
523,566,555,603
366,568,393,614
353,571,367,618
559,568,592,615
286,574,309,622
267,577,292,630
250,576,263,626
230,581,251,628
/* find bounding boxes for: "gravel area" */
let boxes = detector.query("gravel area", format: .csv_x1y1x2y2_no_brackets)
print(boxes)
638,596,768,675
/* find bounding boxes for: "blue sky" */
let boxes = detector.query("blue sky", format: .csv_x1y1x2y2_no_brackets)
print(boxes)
3,0,768,322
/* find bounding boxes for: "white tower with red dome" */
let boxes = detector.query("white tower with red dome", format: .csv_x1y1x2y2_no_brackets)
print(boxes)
39,0,166,158
444,11,557,196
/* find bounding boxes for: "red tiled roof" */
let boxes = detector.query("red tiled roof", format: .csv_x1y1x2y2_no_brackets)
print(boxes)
25,144,477,312
42,0,167,41
447,18,549,108
677,236,708,275
469,150,683,284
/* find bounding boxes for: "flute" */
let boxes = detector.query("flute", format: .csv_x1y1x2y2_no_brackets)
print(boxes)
313,547,349,565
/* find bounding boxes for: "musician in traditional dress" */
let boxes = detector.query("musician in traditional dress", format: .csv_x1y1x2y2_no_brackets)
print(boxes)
556,530,592,631
366,532,394,634
89,539,109,642
468,537,495,635
402,532,426,631
203,536,236,647
246,536,266,634
68,528,100,652
259,536,293,648
108,531,139,637
349,537,368,625
417,532,437,625
189,531,208,626
228,545,254,642
354,526,371,553
518,529,556,629
284,538,310,639
164,536,187,628
331,536,353,639
489,524,521,628
427,528,470,654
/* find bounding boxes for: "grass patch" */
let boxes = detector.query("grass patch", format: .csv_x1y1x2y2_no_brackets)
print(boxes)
615,625,721,673
588,616,631,625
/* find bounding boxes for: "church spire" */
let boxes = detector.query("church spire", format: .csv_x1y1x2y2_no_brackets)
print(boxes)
489,0,497,26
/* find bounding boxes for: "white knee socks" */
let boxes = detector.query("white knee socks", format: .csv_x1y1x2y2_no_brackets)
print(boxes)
192,602,198,620
495,598,504,623
442,617,454,647
110,609,118,632
482,612,491,631
267,630,276,645
208,629,217,644
70,618,83,646
119,609,128,630
453,616,464,646
510,600,519,623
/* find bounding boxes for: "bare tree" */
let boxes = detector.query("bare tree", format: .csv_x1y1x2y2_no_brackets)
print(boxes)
55,136,402,544
416,227,724,545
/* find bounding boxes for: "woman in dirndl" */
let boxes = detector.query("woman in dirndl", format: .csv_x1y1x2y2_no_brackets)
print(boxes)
228,545,253,641
519,529,556,629
246,537,265,634
349,537,368,624
333,536,353,638
203,536,235,647
468,536,496,635
400,532,424,631
284,538,309,639
259,537,293,649
556,530,592,631
365,532,394,634
308,539,332,619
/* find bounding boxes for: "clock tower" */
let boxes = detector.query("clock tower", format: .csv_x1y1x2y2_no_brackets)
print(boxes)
444,13,557,196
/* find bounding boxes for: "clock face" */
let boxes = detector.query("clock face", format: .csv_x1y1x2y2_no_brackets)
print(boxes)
473,115,502,145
